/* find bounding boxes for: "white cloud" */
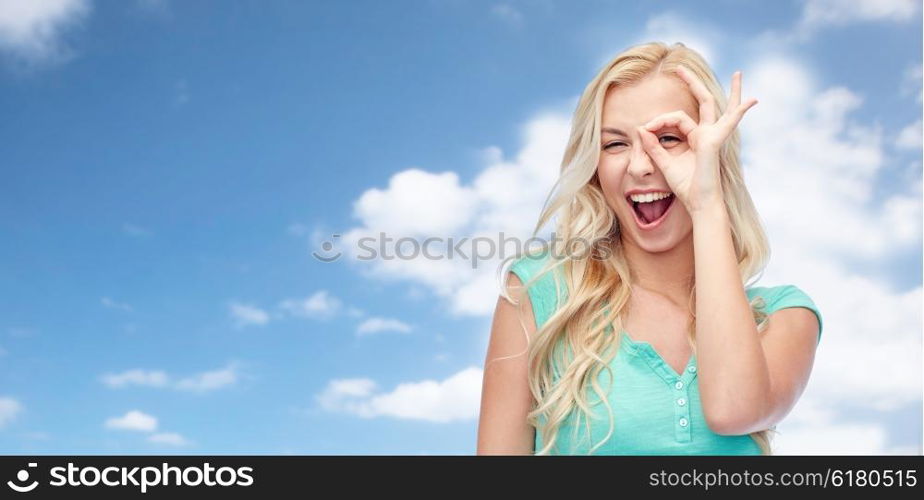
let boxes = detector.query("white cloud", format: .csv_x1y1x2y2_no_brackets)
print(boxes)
775,421,891,455
319,378,377,401
356,317,412,336
451,268,507,317
122,223,153,238
763,257,923,412
229,301,270,328
316,367,483,423
341,112,567,316
637,12,718,67
900,62,922,103
353,169,477,237
174,364,238,392
896,119,922,150
583,10,720,74
0,0,89,65
750,0,922,46
100,369,169,389
789,0,921,43
0,397,22,428
278,290,342,320
105,410,158,432
287,222,310,237
229,291,348,327
101,297,134,312
104,410,192,447
490,4,523,26
100,364,239,393
773,393,921,455
800,0,920,30
743,54,920,260
148,432,190,447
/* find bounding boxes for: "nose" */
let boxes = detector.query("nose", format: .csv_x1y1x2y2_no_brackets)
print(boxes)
626,137,656,178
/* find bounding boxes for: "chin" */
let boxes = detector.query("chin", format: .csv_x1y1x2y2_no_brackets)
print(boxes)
617,211,693,254
632,232,689,253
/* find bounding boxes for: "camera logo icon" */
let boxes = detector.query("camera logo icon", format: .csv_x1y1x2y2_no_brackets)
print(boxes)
7,462,39,493
312,233,342,262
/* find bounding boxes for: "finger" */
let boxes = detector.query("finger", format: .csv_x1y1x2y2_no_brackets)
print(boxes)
717,97,759,137
636,125,671,168
675,65,716,124
644,110,699,137
726,70,741,112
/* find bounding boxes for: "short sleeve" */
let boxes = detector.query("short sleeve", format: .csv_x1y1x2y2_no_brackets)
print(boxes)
752,285,823,343
508,251,567,329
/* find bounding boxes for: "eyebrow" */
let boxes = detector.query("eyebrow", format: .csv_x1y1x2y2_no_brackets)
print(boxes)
602,123,681,137
601,127,627,136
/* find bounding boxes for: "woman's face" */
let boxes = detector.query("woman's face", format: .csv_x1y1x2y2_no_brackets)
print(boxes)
597,73,699,253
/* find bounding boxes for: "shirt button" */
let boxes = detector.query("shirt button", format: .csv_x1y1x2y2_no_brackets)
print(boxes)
677,398,686,406
688,366,697,373
679,418,688,427
674,381,684,390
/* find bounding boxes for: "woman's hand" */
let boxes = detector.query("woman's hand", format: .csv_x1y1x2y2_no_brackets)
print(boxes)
635,66,758,214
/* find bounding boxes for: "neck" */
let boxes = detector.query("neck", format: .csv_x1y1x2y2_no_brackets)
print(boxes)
620,233,695,307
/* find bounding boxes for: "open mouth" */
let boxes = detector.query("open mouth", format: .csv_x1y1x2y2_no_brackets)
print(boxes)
626,193,675,229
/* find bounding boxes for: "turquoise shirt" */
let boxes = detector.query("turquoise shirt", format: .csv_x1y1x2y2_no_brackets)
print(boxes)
509,253,823,455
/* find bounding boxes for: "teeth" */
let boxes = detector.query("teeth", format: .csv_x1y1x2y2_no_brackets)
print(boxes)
629,192,672,203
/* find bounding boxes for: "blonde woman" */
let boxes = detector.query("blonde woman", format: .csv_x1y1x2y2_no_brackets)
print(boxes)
477,41,823,455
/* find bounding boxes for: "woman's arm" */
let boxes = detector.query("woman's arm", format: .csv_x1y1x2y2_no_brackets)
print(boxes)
692,201,819,435
637,69,817,435
476,272,536,454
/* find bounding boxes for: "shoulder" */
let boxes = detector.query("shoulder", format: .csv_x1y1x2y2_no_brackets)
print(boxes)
509,248,552,283
506,249,567,329
747,284,823,342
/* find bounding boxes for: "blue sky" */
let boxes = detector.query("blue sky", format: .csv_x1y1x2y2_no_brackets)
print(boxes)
0,0,921,455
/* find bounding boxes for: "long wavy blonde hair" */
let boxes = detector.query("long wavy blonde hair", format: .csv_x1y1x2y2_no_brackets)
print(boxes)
500,41,777,455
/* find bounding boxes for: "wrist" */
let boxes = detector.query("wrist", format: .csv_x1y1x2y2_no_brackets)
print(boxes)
689,198,728,223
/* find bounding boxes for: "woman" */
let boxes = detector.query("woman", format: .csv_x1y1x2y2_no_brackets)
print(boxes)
476,41,823,455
